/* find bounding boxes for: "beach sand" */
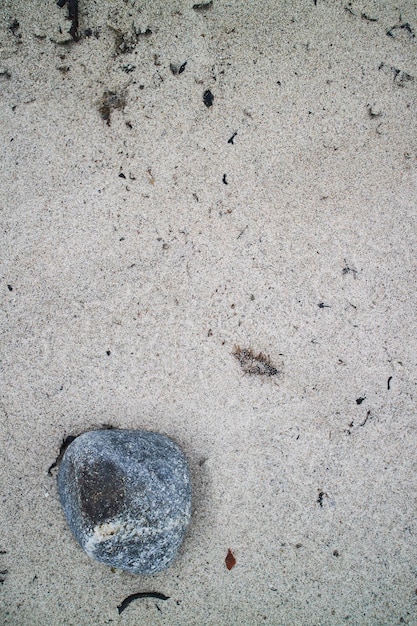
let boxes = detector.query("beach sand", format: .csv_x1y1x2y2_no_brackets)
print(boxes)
1,0,416,624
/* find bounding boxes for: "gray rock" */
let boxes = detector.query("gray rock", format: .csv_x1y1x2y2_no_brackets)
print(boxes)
57,429,191,574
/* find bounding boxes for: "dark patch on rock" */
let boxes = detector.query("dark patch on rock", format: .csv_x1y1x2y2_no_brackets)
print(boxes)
78,458,126,525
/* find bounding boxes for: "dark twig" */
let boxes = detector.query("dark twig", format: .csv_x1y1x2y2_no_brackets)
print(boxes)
48,435,76,474
360,410,371,427
117,592,170,614
57,0,80,41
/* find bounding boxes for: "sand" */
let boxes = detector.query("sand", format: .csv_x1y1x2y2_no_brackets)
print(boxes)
1,0,416,624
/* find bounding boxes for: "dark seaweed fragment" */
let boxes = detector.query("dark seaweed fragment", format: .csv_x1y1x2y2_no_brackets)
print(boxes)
48,436,76,474
193,1,213,11
57,0,80,41
117,592,170,614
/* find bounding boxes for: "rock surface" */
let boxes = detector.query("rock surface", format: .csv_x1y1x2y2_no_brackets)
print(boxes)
57,429,191,574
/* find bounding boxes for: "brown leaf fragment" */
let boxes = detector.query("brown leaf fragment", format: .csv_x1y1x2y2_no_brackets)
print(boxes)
225,548,236,570
232,345,279,376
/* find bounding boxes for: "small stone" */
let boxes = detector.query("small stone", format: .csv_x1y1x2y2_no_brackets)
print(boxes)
203,89,214,107
57,429,191,574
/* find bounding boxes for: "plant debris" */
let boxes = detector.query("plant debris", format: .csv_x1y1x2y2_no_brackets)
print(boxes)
99,90,126,125
57,0,80,42
117,592,170,614
361,12,377,22
232,346,280,377
48,435,77,474
379,63,414,87
367,105,382,118
112,26,152,54
317,490,327,507
360,410,371,427
225,548,236,570
386,23,415,38
9,19,20,35
342,262,358,278
193,1,213,11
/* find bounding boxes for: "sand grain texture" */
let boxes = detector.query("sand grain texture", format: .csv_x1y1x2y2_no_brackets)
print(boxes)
1,0,416,624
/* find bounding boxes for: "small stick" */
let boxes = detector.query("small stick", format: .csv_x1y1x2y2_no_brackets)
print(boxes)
237,225,248,239
57,0,80,41
68,0,79,40
117,592,170,614
360,410,371,427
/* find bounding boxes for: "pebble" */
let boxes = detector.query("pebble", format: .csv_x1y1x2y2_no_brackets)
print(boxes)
57,429,191,575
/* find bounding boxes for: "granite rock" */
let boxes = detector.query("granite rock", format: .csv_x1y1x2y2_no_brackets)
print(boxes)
57,429,191,574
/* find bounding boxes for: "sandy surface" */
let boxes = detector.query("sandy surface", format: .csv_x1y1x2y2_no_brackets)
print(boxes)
1,0,416,624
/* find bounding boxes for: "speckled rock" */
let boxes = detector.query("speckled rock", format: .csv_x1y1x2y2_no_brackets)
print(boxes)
57,429,191,574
